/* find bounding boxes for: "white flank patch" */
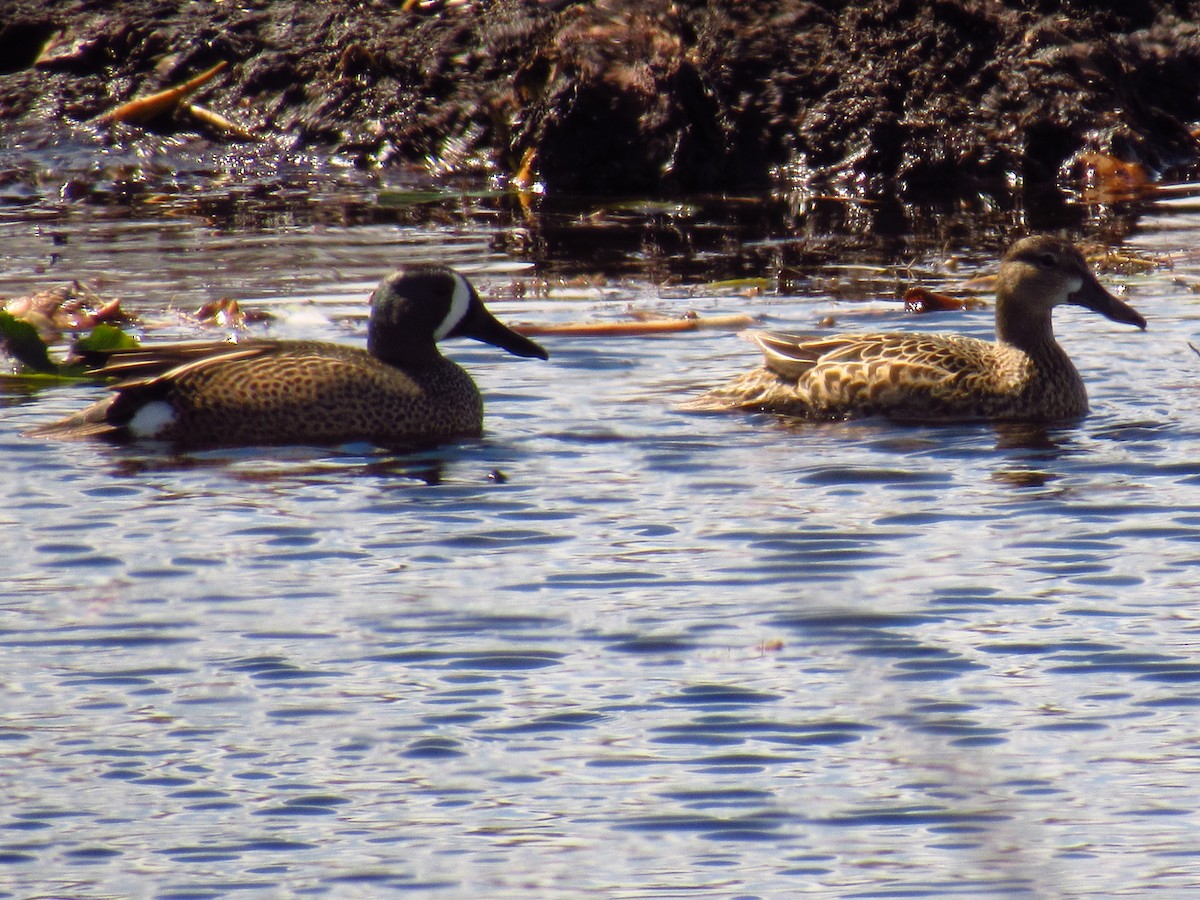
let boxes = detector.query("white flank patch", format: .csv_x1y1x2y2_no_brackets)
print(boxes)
127,401,176,438
432,272,473,341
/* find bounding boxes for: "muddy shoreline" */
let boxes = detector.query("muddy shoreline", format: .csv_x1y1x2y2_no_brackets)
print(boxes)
2,0,1200,205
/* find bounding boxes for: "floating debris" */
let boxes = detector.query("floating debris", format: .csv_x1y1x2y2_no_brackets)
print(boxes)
193,297,274,329
98,61,228,125
961,273,998,293
511,146,539,192
96,62,258,141
514,311,757,338
1082,245,1169,275
184,103,263,142
34,30,97,68
698,277,771,296
0,311,58,373
1071,151,1154,203
2,281,131,342
0,314,138,379
0,282,141,379
903,286,988,314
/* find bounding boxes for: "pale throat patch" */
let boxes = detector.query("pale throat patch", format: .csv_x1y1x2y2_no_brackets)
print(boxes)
127,400,176,437
432,273,473,341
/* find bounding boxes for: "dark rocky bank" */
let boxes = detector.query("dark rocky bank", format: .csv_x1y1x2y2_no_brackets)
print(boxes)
3,0,1200,201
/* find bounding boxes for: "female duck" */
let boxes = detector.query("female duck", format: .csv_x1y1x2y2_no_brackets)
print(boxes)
38,265,548,448
692,235,1146,422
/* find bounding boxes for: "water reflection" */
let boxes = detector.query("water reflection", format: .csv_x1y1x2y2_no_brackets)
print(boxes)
990,421,1065,451
100,445,455,486
986,422,1069,487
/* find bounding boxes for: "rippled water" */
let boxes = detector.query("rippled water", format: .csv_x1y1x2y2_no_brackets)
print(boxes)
3,184,1200,898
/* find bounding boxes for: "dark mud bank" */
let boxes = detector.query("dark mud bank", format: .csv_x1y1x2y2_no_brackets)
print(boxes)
3,0,1200,199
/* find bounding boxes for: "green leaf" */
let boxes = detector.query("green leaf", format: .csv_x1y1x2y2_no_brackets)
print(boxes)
0,369,88,385
698,277,773,293
0,310,59,373
74,323,140,354
377,187,505,207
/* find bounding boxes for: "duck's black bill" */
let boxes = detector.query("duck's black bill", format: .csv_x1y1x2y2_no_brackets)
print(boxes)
1070,275,1147,330
459,305,549,359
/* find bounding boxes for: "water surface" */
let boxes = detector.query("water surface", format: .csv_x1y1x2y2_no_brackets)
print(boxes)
2,185,1200,897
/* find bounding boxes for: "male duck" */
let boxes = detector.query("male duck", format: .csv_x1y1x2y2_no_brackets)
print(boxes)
691,235,1146,422
37,265,548,448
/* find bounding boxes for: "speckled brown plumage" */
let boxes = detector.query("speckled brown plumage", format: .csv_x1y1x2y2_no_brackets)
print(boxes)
36,266,548,449
104,340,484,447
690,235,1146,423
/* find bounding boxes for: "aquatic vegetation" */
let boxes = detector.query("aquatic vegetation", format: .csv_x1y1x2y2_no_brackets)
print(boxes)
0,313,138,381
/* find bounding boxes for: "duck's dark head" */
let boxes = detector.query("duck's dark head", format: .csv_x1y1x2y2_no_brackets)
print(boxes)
999,235,1146,332
368,266,548,364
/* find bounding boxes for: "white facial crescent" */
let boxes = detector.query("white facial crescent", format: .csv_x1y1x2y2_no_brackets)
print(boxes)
432,272,474,341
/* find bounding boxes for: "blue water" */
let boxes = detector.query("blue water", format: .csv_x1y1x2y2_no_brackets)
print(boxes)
2,190,1200,897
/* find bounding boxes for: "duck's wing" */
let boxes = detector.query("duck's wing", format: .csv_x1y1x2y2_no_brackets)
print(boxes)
750,329,1013,419
91,340,276,384
753,330,989,381
30,342,281,440
752,331,832,378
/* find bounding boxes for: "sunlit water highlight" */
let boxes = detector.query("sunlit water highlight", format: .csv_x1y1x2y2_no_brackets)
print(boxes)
1,190,1200,898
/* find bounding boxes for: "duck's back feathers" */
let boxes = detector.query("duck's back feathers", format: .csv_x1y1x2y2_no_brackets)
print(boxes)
690,330,1033,421
89,341,270,381
35,340,464,447
756,331,995,379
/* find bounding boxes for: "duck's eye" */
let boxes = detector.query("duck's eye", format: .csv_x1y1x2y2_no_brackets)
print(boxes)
1038,253,1057,268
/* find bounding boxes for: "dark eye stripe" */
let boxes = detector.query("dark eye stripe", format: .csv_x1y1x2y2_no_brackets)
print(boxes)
1013,250,1059,268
